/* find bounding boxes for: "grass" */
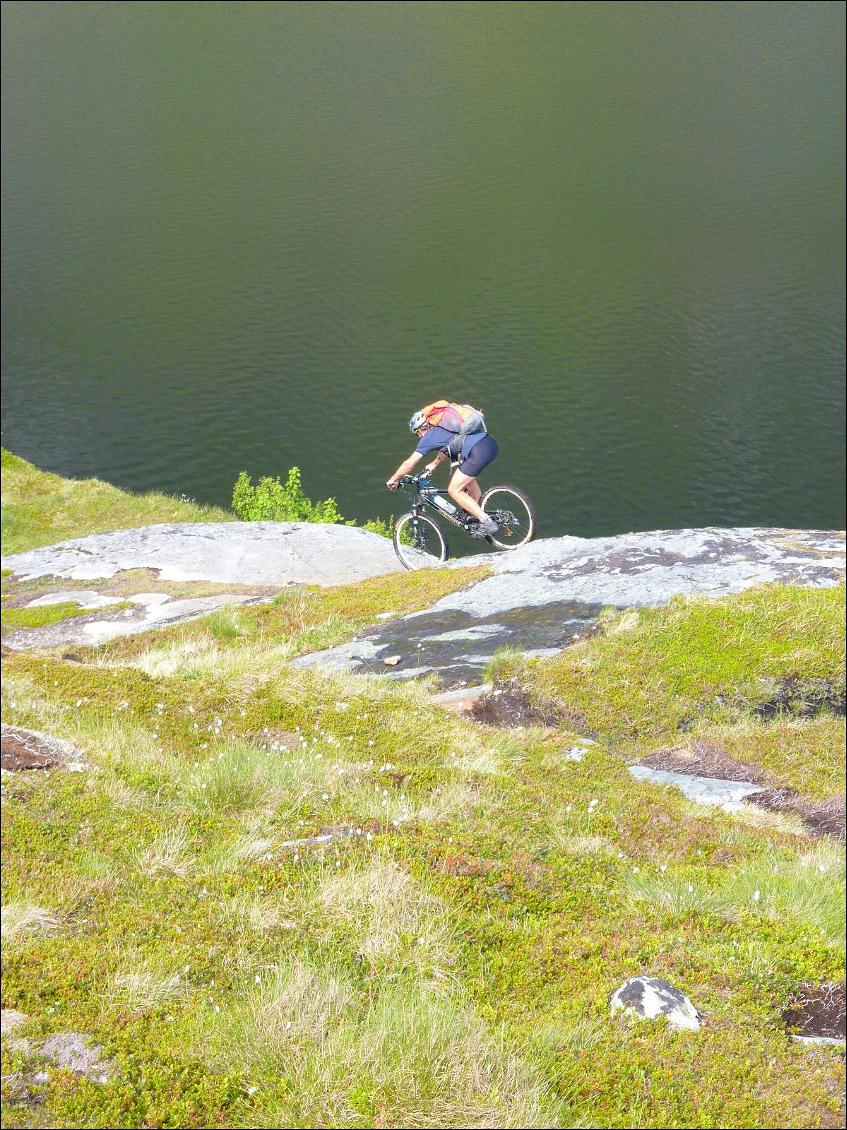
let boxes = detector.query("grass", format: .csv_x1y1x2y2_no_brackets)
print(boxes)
1,602,95,634
1,448,233,555
0,462,844,1128
2,633,844,1129
517,584,845,797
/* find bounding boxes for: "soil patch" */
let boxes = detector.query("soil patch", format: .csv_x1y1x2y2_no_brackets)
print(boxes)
1,725,83,772
640,741,767,784
470,679,580,729
748,789,845,842
746,676,845,719
783,982,846,1041
251,728,303,752
638,744,845,840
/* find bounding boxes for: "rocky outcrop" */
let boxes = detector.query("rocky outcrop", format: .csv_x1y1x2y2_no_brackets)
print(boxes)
294,527,844,683
444,527,845,613
2,525,843,671
1,522,405,586
610,977,702,1031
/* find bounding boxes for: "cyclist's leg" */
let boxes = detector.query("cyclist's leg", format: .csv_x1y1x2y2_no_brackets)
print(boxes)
447,436,498,519
448,469,486,521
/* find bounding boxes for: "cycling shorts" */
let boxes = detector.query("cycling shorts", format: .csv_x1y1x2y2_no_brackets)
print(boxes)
457,434,498,477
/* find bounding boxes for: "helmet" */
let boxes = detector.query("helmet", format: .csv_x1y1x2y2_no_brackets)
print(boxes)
408,409,427,432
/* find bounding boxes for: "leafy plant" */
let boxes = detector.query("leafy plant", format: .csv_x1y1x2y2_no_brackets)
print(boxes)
232,467,393,536
232,468,345,523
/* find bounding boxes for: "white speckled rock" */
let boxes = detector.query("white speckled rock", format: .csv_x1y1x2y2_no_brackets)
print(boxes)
1,522,405,586
610,976,702,1031
443,527,844,614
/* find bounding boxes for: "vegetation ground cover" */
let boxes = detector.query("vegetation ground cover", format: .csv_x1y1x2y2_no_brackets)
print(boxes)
1,458,844,1128
1,451,233,556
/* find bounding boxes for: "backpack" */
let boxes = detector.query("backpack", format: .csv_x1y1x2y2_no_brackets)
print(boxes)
421,400,487,438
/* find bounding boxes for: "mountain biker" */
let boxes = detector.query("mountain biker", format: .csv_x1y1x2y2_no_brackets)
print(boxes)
385,406,500,538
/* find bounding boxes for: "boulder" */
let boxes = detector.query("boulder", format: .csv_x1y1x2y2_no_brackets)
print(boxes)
610,976,702,1031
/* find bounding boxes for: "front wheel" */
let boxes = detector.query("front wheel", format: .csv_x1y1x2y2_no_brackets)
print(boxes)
480,484,536,550
392,512,449,570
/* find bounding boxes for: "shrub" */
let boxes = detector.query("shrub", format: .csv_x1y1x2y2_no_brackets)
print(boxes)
232,468,345,524
232,468,393,537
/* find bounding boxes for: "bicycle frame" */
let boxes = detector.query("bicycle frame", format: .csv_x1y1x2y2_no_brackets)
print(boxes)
399,476,474,531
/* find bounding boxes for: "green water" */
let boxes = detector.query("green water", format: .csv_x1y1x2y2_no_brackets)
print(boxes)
2,1,844,542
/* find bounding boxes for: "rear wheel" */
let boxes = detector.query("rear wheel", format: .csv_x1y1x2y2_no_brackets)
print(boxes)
480,484,536,549
392,512,449,569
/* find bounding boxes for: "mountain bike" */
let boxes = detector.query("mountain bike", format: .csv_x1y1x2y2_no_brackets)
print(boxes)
392,474,536,569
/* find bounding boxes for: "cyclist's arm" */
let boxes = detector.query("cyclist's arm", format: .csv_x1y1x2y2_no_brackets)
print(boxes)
424,451,449,474
386,450,424,489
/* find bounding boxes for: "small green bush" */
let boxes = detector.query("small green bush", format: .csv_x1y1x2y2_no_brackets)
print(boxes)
232,467,392,537
232,468,345,523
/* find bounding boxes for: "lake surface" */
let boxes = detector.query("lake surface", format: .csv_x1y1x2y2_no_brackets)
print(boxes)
2,1,845,545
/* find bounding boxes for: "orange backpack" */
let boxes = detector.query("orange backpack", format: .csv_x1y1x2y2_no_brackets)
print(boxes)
421,400,486,437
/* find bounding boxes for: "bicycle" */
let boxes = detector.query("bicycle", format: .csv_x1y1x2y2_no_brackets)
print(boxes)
391,474,537,569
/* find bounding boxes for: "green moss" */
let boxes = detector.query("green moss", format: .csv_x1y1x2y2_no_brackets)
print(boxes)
1,448,233,555
1,601,139,638
1,465,844,1127
530,585,844,739
2,602,93,634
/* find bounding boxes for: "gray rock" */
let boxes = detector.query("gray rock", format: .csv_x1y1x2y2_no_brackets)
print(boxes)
628,765,764,810
442,527,844,615
1,522,404,587
296,527,843,684
1,1009,29,1041
38,1031,116,1084
291,599,601,684
24,591,127,610
610,976,702,1031
2,592,265,651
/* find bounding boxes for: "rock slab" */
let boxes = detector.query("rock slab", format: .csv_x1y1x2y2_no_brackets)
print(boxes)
1,522,405,587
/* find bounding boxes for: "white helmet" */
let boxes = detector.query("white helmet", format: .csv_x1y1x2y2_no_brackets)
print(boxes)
408,409,427,432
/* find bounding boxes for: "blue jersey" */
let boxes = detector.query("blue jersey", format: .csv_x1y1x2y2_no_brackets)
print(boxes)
415,426,488,461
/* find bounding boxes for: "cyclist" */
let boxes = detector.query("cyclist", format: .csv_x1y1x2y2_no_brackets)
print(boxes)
386,407,500,538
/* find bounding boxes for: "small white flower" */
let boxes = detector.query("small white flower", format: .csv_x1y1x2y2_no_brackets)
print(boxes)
752,889,761,902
